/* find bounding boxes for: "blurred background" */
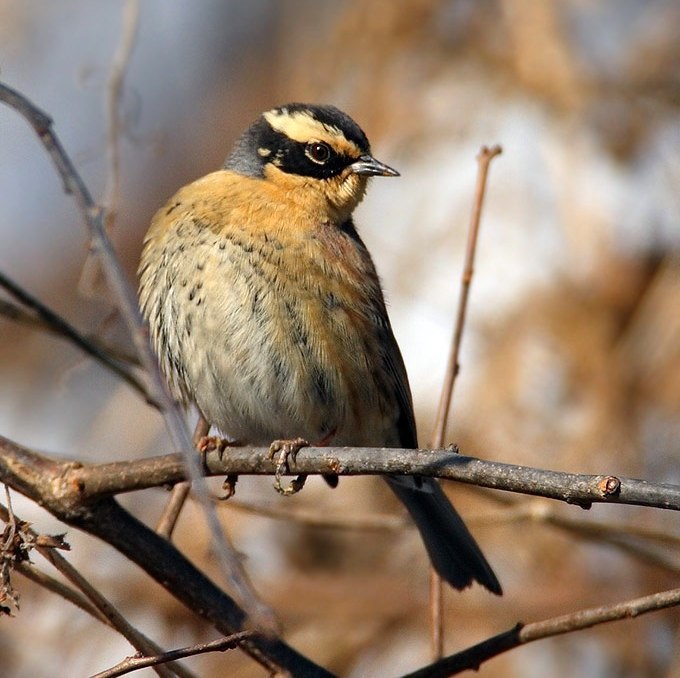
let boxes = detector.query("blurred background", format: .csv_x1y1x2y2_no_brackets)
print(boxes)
1,1,679,676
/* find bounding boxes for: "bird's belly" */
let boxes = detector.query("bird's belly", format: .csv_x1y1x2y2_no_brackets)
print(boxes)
179,273,358,445
141,229,399,447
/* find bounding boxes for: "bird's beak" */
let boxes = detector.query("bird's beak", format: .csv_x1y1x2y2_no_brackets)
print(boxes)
350,154,400,177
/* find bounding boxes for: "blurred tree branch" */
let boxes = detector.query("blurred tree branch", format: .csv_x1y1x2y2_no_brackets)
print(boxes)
0,270,147,398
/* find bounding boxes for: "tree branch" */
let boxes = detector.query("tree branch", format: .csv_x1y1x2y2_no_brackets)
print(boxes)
92,632,254,678
429,143,502,659
0,270,149,401
402,587,680,677
0,501,192,678
2,437,671,512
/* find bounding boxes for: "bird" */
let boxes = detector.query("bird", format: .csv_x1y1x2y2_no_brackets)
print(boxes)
138,103,502,595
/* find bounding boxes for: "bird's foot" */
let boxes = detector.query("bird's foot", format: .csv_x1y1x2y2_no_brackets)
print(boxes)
197,435,241,458
267,437,309,496
197,437,242,499
220,473,239,500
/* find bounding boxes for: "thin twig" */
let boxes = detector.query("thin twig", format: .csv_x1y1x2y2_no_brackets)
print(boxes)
104,0,139,223
471,491,680,572
402,587,680,677
429,144,502,659
0,80,276,634
0,297,139,365
156,415,209,538
79,0,139,299
0,270,150,401
14,560,109,623
37,553,187,678
92,631,254,678
431,145,503,445
0,298,50,329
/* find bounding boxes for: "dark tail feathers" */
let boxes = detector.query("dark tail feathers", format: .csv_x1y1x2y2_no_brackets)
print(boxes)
386,476,502,595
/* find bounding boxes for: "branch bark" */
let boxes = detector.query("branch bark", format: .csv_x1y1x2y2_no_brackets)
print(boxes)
3,437,672,512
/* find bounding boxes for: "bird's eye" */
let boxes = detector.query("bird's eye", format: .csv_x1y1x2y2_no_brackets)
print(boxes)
305,142,331,164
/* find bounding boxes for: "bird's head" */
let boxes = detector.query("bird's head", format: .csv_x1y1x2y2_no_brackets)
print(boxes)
225,103,399,222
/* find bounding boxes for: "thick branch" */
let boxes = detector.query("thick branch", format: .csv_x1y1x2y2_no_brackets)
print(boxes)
75,499,329,676
6,439,673,512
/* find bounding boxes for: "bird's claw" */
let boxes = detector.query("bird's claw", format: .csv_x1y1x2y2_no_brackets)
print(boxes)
198,435,242,459
267,438,309,496
220,473,239,500
197,436,241,498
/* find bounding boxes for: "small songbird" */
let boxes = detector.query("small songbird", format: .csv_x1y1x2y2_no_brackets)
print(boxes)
138,103,501,594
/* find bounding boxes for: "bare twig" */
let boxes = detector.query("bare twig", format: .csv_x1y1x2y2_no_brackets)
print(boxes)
0,80,275,633
428,144,503,659
0,270,150,401
0,298,51,329
38,553,187,678
104,0,139,222
402,587,680,677
502,499,680,573
92,631,254,678
156,415,209,538
0,297,138,364
14,560,109,623
79,0,139,298
431,145,503,446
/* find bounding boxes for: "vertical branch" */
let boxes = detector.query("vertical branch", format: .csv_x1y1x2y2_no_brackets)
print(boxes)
429,145,503,659
156,414,210,537
103,0,139,222
80,0,140,298
431,145,503,444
